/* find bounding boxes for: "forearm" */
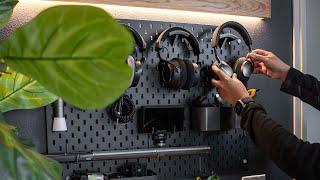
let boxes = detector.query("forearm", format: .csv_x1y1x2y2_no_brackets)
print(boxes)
281,67,320,110
241,103,320,179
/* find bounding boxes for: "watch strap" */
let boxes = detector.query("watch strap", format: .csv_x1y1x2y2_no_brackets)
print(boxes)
235,97,254,116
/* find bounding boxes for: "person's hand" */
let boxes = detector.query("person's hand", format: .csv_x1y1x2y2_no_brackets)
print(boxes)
211,66,249,106
247,49,290,81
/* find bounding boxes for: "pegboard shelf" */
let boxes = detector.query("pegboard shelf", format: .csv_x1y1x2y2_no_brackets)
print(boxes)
46,19,250,179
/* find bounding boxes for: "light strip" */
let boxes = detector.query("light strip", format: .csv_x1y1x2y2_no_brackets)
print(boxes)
18,0,263,25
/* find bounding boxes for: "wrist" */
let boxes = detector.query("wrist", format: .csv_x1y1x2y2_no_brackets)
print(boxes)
234,97,255,116
279,65,290,81
232,94,250,107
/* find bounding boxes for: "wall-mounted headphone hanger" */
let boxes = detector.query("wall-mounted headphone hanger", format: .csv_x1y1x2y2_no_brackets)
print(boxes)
123,24,147,88
155,26,201,90
211,21,254,83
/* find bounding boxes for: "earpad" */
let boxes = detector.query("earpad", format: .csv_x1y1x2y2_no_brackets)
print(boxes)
160,58,187,89
183,60,195,90
173,58,188,89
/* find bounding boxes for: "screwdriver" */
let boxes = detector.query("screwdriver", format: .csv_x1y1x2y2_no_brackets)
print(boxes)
247,88,260,98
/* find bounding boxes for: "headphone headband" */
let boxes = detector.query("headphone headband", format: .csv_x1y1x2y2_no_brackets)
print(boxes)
123,24,147,51
155,26,201,56
211,21,252,49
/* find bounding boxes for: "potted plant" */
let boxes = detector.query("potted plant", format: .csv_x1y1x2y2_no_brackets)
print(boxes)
0,1,134,179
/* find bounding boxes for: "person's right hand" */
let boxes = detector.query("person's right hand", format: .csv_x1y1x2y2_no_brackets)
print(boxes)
247,49,290,81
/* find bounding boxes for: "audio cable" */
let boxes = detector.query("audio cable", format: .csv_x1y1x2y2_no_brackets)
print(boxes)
110,95,135,124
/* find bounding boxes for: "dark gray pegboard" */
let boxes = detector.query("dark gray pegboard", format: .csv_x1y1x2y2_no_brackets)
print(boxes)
46,19,250,179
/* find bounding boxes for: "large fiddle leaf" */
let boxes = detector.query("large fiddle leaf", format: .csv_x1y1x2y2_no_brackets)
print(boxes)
0,66,57,113
0,115,62,180
0,0,18,29
0,5,134,110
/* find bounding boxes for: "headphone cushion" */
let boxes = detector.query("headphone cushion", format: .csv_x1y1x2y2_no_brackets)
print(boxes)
173,58,188,89
183,60,195,90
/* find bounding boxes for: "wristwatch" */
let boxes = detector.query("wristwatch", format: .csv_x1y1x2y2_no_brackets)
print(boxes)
234,97,255,116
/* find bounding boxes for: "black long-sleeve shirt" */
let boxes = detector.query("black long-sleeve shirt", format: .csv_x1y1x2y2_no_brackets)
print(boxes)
241,68,320,180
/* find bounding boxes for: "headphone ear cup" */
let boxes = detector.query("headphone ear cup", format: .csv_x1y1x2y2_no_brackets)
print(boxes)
159,58,187,89
233,59,241,77
233,57,253,82
132,60,142,87
174,58,188,89
183,60,196,90
127,56,136,87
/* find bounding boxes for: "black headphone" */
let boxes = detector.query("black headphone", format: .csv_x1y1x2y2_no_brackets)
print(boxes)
211,21,253,82
155,27,201,90
123,24,147,87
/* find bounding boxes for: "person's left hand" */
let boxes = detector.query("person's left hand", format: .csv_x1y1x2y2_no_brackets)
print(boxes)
211,66,249,106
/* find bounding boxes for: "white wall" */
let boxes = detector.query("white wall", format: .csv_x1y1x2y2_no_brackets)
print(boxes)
304,0,320,143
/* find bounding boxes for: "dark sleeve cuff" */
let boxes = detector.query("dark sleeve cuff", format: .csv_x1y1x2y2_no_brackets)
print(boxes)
280,67,303,94
240,103,266,143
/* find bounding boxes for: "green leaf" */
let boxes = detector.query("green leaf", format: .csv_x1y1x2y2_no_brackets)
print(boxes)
0,0,19,29
0,115,62,179
0,66,58,113
0,5,134,110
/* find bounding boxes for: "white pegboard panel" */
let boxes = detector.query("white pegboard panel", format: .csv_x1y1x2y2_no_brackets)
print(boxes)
46,19,250,179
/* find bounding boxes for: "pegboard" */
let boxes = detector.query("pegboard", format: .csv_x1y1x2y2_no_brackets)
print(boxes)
46,19,250,179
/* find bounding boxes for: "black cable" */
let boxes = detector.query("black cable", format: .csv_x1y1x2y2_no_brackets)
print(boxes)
110,95,135,123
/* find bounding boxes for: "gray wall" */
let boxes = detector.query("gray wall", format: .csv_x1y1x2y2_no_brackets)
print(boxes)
305,0,320,143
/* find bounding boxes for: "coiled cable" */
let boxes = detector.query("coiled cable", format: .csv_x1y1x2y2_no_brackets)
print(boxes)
110,95,135,123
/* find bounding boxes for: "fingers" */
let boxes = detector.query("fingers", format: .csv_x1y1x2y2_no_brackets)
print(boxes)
211,65,228,80
247,53,267,63
254,65,267,74
211,79,220,87
253,62,266,74
247,49,270,63
253,68,264,74
252,49,270,55
232,73,237,79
